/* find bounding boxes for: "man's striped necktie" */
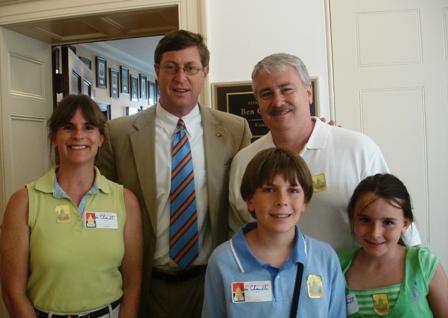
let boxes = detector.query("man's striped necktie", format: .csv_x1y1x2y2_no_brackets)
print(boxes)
169,119,199,269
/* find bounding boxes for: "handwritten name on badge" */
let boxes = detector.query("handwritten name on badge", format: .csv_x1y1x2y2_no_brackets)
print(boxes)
231,281,272,303
84,212,118,229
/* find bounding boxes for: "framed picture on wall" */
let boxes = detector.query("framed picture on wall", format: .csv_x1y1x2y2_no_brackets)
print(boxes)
213,81,265,139
97,101,111,120
148,81,156,105
130,75,139,101
125,106,140,116
81,79,92,96
139,74,147,100
120,66,129,94
109,68,119,98
95,56,107,88
71,71,81,94
79,56,92,69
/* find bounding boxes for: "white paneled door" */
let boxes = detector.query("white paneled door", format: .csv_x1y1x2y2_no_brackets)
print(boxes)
0,27,53,317
0,28,53,214
330,0,448,267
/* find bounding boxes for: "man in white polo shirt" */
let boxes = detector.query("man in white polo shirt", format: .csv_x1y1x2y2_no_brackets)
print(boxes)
228,53,421,249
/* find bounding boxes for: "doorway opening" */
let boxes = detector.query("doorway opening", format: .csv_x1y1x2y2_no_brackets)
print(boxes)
4,5,178,118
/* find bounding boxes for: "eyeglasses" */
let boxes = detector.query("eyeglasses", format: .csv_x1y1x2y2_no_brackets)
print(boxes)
159,63,203,76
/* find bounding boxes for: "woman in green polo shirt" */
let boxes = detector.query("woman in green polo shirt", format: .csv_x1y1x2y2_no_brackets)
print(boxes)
0,95,142,317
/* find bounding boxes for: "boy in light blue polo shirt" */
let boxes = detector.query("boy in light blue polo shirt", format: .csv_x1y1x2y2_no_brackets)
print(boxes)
202,148,345,317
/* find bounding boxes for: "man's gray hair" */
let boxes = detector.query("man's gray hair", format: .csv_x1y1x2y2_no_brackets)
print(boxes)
251,53,311,90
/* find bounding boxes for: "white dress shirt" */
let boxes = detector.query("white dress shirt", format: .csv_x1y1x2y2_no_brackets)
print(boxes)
153,104,212,268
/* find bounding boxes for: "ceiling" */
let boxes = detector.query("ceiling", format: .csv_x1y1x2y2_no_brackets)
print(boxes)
0,0,36,4
2,5,178,44
1,4,178,76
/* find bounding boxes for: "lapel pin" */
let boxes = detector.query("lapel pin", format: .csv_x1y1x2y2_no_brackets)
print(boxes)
216,132,223,138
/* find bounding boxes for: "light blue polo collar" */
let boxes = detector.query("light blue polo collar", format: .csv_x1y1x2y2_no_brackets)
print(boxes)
33,167,110,215
231,222,307,273
53,175,99,199
34,167,111,194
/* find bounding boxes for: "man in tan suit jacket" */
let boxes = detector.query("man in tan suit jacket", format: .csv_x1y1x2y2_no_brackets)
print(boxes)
97,30,251,318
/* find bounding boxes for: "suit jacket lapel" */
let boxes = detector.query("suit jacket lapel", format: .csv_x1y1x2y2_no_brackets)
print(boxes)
201,106,229,246
130,107,158,233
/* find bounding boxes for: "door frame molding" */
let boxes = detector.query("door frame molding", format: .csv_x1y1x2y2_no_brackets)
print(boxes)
325,0,335,119
0,30,4,212
0,0,202,29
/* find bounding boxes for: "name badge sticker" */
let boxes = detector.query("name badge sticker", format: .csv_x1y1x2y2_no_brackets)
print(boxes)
373,293,389,316
307,274,324,298
55,205,71,224
346,293,359,315
312,173,327,192
84,211,118,229
231,280,272,303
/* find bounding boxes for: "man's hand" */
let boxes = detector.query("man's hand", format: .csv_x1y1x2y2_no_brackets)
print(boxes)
319,117,337,126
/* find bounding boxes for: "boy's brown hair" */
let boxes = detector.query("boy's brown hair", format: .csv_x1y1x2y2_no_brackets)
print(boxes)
240,147,313,215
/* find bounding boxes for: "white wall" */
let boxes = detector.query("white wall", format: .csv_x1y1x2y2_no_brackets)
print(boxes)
205,0,331,118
